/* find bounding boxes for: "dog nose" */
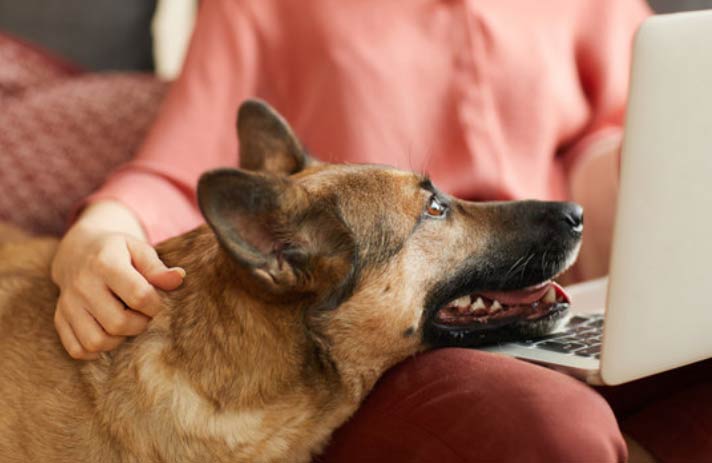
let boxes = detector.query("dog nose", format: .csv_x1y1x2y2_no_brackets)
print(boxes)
561,202,584,234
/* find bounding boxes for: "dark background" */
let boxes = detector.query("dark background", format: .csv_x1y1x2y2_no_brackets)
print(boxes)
0,0,156,71
649,0,712,12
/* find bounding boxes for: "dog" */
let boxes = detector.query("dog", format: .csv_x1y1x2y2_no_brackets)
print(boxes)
0,100,582,462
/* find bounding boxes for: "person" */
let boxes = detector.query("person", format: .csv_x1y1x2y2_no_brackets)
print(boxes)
50,1,712,461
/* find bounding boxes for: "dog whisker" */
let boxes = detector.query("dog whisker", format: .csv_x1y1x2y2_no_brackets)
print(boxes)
540,249,549,273
515,253,536,283
500,254,527,284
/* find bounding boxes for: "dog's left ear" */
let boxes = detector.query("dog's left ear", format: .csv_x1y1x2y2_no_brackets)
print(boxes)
198,168,354,296
237,99,318,176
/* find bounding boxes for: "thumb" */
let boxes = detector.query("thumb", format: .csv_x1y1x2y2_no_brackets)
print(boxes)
127,240,185,291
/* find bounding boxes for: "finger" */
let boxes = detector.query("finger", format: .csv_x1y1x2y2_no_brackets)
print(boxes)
126,239,184,291
63,302,125,353
82,283,150,337
54,307,99,360
127,241,185,290
100,259,163,318
126,240,175,282
147,267,185,291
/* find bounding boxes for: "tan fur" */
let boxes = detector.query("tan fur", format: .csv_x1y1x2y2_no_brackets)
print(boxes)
0,223,29,243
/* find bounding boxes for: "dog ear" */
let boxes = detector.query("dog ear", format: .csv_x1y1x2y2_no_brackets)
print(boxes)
237,99,319,176
198,168,354,297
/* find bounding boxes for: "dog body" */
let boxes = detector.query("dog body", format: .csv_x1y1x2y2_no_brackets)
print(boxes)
0,228,364,462
0,101,582,462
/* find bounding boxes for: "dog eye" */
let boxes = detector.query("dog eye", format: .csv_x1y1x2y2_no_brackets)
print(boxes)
425,196,448,218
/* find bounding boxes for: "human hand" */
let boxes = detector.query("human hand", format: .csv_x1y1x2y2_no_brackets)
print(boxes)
51,202,184,359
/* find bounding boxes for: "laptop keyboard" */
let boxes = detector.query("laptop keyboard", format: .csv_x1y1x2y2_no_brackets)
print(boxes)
515,314,604,359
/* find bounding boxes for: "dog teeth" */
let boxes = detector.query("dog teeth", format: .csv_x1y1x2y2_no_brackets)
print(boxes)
490,300,503,312
542,287,556,304
452,295,471,308
471,297,486,311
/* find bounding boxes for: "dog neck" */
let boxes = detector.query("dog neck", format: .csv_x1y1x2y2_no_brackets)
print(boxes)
150,226,342,408
155,227,417,404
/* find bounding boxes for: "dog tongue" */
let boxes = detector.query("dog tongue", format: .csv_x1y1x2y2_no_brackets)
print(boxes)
478,282,569,305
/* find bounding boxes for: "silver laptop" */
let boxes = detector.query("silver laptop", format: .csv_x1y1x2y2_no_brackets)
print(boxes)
481,10,712,386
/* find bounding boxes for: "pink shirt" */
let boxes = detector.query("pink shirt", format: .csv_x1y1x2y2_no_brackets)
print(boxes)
91,0,650,244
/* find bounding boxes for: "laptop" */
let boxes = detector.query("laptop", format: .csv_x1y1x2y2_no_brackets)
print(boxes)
480,10,712,386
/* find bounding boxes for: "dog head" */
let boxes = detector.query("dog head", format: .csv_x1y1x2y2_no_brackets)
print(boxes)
197,100,582,364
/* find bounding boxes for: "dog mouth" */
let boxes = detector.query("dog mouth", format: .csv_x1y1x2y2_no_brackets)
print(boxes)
434,281,569,328
425,280,571,347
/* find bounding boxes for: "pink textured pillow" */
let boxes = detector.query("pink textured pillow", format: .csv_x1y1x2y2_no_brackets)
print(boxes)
0,34,167,236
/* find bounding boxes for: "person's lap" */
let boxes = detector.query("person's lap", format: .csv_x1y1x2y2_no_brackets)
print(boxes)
320,348,712,463
600,357,712,463
320,348,626,462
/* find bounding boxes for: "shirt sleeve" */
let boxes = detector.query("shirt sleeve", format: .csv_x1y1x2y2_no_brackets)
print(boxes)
561,0,651,172
85,0,260,244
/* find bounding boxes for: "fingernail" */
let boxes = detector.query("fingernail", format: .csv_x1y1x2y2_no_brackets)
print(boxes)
171,267,186,278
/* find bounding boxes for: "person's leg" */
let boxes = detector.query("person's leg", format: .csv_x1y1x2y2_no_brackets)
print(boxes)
320,348,626,463
599,358,712,463
623,380,712,463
